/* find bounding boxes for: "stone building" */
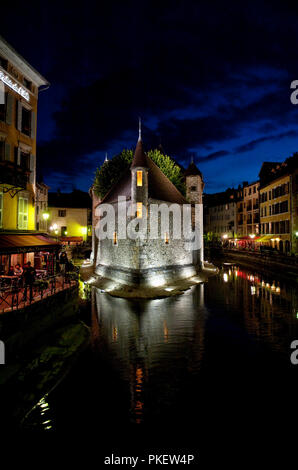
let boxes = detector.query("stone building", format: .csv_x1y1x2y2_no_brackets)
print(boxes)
94,133,204,287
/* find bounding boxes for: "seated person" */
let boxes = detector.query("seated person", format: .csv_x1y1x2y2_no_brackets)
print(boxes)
14,264,23,276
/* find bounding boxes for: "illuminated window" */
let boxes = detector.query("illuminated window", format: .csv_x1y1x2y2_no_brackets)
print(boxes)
137,202,142,218
165,232,169,244
18,197,28,229
113,232,118,245
137,171,143,186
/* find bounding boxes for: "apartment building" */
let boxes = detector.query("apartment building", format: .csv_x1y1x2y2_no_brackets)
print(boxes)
259,155,298,253
0,35,49,231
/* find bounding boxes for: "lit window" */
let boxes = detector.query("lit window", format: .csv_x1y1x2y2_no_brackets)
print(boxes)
18,197,28,229
165,232,169,244
137,171,143,186
137,202,142,218
113,232,118,245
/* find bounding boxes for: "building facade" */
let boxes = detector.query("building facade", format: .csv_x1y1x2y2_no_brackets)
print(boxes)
258,155,298,253
48,190,92,243
0,35,49,232
0,37,60,275
204,188,241,239
242,181,260,236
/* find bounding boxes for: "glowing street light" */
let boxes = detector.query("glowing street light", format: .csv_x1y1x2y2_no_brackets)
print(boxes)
249,234,255,239
42,212,50,221
222,234,228,239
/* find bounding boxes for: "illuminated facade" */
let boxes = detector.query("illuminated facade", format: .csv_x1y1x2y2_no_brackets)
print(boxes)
94,132,204,286
0,35,49,231
259,156,298,253
48,190,92,243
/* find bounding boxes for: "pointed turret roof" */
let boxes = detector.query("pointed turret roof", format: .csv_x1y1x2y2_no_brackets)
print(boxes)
131,118,148,168
184,161,202,177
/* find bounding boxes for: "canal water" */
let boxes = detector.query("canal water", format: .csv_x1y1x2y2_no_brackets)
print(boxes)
23,264,298,450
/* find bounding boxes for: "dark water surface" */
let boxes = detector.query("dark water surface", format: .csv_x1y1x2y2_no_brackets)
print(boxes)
23,264,298,453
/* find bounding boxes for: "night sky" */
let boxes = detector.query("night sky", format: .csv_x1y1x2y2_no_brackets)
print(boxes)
2,0,298,193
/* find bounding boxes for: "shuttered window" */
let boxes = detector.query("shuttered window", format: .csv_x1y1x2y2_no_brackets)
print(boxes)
18,197,28,229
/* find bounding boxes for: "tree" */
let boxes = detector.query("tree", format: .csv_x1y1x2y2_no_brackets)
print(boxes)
93,148,186,199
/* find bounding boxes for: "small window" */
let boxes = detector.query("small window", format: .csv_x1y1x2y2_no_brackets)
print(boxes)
23,77,32,91
137,170,143,186
190,186,197,191
0,56,8,70
20,151,29,169
58,210,66,217
21,107,31,136
164,232,169,244
137,202,142,218
113,232,118,245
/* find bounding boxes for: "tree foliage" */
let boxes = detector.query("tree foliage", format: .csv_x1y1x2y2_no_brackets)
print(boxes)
93,148,186,199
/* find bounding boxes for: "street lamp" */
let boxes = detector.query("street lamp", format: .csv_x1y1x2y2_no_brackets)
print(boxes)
42,212,50,221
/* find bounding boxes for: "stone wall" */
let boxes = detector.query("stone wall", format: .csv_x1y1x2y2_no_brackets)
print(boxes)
95,197,203,286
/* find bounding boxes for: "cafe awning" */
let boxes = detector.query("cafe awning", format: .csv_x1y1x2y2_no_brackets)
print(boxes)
255,235,273,243
0,234,61,254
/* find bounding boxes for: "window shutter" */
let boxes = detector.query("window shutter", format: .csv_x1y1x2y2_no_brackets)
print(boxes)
4,142,10,161
29,154,35,183
5,93,13,125
18,198,23,228
17,147,21,165
30,111,36,139
16,101,22,131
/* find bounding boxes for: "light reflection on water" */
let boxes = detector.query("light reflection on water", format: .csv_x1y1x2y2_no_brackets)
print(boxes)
24,264,298,430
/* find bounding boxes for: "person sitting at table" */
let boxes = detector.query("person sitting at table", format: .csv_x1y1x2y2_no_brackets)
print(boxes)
14,264,23,276
7,266,15,276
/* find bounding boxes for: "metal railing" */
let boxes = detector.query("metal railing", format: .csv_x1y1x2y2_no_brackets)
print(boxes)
0,271,79,313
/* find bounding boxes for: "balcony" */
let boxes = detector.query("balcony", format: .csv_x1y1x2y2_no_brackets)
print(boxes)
0,160,29,189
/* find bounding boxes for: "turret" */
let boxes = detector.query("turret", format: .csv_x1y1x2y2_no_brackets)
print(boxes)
130,120,149,215
185,158,204,204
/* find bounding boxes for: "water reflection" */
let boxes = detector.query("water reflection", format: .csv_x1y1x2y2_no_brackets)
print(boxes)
23,264,298,430
91,284,206,423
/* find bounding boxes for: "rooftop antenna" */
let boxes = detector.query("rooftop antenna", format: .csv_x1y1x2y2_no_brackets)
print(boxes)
191,154,194,164
138,117,142,142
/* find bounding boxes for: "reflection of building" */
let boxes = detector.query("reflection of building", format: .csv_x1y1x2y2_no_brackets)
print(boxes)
91,284,205,423
48,190,92,243
36,182,49,231
0,35,49,232
94,129,204,286
259,155,298,253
